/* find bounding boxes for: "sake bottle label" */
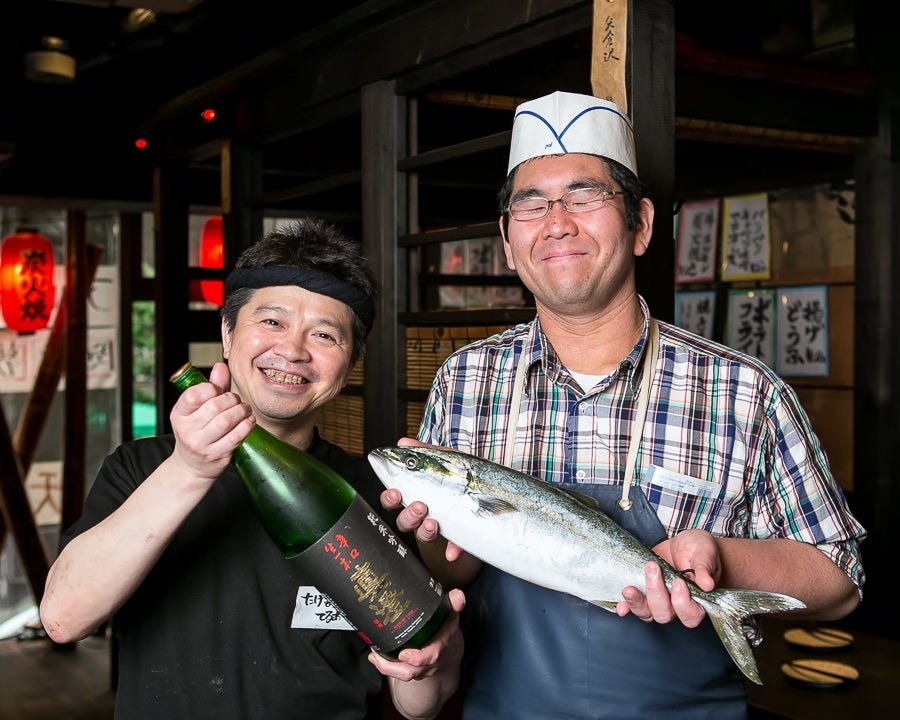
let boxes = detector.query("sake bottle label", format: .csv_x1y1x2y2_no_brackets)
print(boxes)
290,494,445,654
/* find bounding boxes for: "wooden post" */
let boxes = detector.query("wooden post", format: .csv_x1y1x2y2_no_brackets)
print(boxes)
0,403,49,603
361,80,407,449
60,210,88,534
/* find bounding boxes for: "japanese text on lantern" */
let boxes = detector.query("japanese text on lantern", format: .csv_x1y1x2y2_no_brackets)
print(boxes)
1,231,56,333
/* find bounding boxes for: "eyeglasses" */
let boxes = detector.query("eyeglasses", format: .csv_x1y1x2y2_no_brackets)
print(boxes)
507,187,625,221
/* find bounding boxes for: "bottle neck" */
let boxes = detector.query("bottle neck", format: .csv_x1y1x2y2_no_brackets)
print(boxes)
248,417,317,453
170,362,318,451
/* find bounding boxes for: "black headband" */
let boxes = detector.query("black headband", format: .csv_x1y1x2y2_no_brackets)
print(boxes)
224,265,375,332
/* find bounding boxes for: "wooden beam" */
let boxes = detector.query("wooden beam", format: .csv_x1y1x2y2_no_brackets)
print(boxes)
0,407,49,604
675,118,864,155
119,213,142,441
418,90,523,112
630,0,675,322
361,81,406,449
61,210,88,534
398,131,511,172
399,221,499,248
153,160,191,432
852,1,900,641
675,32,875,98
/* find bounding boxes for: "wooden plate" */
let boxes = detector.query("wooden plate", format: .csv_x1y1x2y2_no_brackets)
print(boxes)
781,658,859,689
783,626,854,651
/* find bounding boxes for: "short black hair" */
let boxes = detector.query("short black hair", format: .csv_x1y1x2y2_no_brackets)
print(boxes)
221,218,377,362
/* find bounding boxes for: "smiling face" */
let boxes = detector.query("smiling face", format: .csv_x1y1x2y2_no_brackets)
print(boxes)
501,153,653,319
221,285,355,435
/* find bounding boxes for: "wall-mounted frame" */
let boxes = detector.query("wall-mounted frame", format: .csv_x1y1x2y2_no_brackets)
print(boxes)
776,285,829,377
675,198,719,284
726,288,776,366
721,193,771,281
674,289,716,338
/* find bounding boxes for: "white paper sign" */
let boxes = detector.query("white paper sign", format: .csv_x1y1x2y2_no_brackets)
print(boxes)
88,265,120,328
721,193,771,281
726,289,776,366
87,326,119,389
0,330,43,393
777,286,829,377
675,290,716,339
676,199,719,283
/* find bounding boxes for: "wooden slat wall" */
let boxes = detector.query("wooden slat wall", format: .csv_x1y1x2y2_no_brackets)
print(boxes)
403,325,509,437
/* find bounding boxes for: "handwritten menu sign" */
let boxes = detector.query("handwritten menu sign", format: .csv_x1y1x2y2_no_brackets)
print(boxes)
726,289,775,366
721,193,771,281
777,286,829,377
676,199,719,283
675,290,716,339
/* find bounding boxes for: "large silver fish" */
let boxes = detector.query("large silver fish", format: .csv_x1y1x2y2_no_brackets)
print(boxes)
368,445,806,684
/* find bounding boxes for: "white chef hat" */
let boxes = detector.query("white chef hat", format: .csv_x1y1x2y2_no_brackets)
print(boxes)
507,91,637,176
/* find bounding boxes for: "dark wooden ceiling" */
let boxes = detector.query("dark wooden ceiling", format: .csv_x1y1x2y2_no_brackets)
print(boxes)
0,0,874,206
0,0,371,201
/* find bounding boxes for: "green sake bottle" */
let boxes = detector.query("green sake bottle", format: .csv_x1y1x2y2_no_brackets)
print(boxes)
170,362,450,658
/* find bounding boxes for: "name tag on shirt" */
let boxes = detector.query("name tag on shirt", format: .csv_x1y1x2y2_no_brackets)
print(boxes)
291,585,355,631
645,464,722,498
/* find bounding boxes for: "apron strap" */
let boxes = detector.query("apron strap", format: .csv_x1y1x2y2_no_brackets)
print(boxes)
504,342,530,467
618,318,658,510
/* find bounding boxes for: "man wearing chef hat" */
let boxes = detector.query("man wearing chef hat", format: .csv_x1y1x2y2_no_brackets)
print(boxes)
388,91,865,718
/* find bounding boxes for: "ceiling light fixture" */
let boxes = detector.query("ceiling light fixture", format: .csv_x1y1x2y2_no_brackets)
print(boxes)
25,36,76,84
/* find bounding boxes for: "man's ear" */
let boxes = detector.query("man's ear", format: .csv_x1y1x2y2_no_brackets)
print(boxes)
633,197,655,257
499,216,515,270
221,319,232,360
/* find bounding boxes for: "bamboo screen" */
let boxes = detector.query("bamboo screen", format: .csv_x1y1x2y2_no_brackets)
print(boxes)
319,324,519,453
403,324,510,436
318,361,364,455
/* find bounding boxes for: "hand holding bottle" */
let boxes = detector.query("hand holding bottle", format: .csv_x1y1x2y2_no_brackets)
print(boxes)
169,361,255,484
170,362,452,657
374,587,466,720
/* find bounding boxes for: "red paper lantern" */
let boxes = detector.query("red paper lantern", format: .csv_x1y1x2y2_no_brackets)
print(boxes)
198,216,223,306
1,230,55,333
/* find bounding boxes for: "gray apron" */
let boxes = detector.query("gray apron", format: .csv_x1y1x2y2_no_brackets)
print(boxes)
460,321,747,719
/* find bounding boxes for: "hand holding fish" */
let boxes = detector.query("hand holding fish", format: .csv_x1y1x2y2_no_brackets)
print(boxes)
617,530,722,627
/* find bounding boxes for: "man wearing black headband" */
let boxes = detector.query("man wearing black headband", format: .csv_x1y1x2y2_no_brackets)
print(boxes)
40,218,464,720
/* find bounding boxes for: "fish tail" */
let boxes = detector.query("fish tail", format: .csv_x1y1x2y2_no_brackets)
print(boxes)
700,588,805,685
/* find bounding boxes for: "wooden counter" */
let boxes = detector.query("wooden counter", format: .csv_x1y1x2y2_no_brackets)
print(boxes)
746,618,899,719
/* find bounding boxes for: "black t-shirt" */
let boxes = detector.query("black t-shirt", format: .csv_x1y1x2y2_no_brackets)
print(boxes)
62,432,389,720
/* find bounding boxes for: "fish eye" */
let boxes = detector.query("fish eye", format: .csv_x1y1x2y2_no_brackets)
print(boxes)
405,457,419,469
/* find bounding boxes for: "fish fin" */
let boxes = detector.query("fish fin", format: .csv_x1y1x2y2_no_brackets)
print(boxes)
588,600,619,613
558,486,600,508
702,588,806,685
469,492,517,517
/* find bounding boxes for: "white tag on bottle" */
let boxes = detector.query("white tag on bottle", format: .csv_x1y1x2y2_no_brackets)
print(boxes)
291,585,355,630
644,464,722,498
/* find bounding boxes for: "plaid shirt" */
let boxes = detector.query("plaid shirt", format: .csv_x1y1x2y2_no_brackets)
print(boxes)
418,302,866,594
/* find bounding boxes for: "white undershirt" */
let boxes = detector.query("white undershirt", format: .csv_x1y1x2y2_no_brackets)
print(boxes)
568,370,606,392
